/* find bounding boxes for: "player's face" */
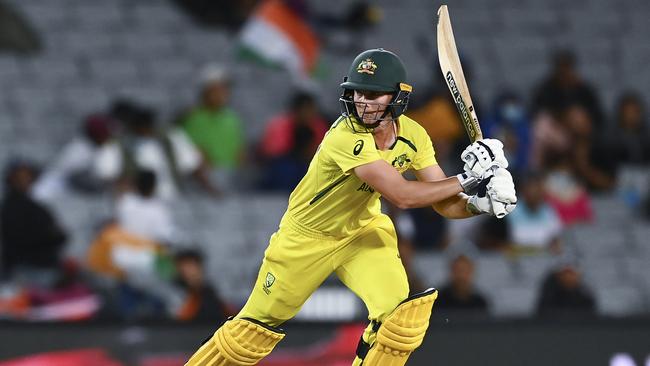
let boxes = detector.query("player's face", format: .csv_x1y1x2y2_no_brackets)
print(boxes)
353,90,393,125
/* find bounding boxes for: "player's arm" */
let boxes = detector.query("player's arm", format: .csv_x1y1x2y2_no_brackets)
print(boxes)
414,165,474,219
354,160,463,209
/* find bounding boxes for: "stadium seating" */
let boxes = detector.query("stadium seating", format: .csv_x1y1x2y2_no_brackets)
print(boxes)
491,285,539,317
411,252,448,288
594,286,645,317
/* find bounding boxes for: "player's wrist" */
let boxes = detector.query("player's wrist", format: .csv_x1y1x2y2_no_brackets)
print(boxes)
456,173,481,193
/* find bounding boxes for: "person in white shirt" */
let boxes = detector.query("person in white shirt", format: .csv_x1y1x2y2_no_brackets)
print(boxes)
93,106,211,201
33,114,114,202
116,169,176,244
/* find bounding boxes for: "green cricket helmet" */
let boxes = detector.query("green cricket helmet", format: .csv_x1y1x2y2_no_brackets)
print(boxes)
339,48,413,130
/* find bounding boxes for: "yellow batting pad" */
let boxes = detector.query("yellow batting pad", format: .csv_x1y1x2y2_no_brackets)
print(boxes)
185,318,285,366
362,289,438,366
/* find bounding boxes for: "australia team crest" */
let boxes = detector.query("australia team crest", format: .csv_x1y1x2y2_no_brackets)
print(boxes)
392,153,412,168
263,272,276,295
357,58,378,75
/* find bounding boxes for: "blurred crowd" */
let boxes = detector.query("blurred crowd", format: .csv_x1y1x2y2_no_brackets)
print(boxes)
0,0,649,323
395,49,649,317
0,58,333,322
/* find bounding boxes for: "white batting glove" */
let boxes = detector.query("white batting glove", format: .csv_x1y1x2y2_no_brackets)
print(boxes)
487,167,517,218
466,168,516,218
466,194,493,216
461,139,508,180
466,192,517,218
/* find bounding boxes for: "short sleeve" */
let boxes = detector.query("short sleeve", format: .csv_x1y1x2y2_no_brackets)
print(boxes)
411,127,437,170
322,125,381,174
169,129,201,173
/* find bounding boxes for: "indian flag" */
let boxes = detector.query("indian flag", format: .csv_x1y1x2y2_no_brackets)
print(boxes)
239,0,320,77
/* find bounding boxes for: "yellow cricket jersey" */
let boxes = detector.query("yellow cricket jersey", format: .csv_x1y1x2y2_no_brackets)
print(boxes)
280,114,437,238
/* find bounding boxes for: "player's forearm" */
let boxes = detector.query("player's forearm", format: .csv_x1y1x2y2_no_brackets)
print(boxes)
432,193,475,219
389,176,463,209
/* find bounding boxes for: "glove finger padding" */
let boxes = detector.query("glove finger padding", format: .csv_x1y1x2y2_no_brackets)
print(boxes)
461,139,508,179
487,168,516,203
489,192,516,218
485,168,516,218
480,139,508,168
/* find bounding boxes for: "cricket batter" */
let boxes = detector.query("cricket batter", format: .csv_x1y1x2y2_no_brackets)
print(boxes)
186,48,517,366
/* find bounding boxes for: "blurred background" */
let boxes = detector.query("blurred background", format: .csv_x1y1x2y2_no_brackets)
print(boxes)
0,0,649,365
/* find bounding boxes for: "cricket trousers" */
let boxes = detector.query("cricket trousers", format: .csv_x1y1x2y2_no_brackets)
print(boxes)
237,213,409,334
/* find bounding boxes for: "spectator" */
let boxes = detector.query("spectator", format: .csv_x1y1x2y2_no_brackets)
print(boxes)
0,160,67,286
530,106,571,171
0,0,41,54
436,254,488,312
483,91,531,176
109,99,140,132
402,207,449,251
531,50,604,127
532,98,613,191
174,249,231,322
605,92,650,168
116,169,177,244
563,104,616,191
33,114,114,202
474,215,510,252
537,259,595,317
507,172,563,254
182,64,245,192
86,222,162,283
544,158,594,226
532,104,606,223
406,63,464,170
258,91,328,191
94,105,213,200
87,222,179,320
604,94,650,212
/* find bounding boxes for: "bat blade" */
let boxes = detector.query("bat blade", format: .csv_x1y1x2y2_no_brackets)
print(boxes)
436,5,483,143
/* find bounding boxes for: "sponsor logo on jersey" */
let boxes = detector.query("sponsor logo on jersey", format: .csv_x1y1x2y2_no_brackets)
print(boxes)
353,140,364,155
357,58,378,75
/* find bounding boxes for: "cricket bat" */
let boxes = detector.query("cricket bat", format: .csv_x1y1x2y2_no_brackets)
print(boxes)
437,5,506,217
436,4,482,143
